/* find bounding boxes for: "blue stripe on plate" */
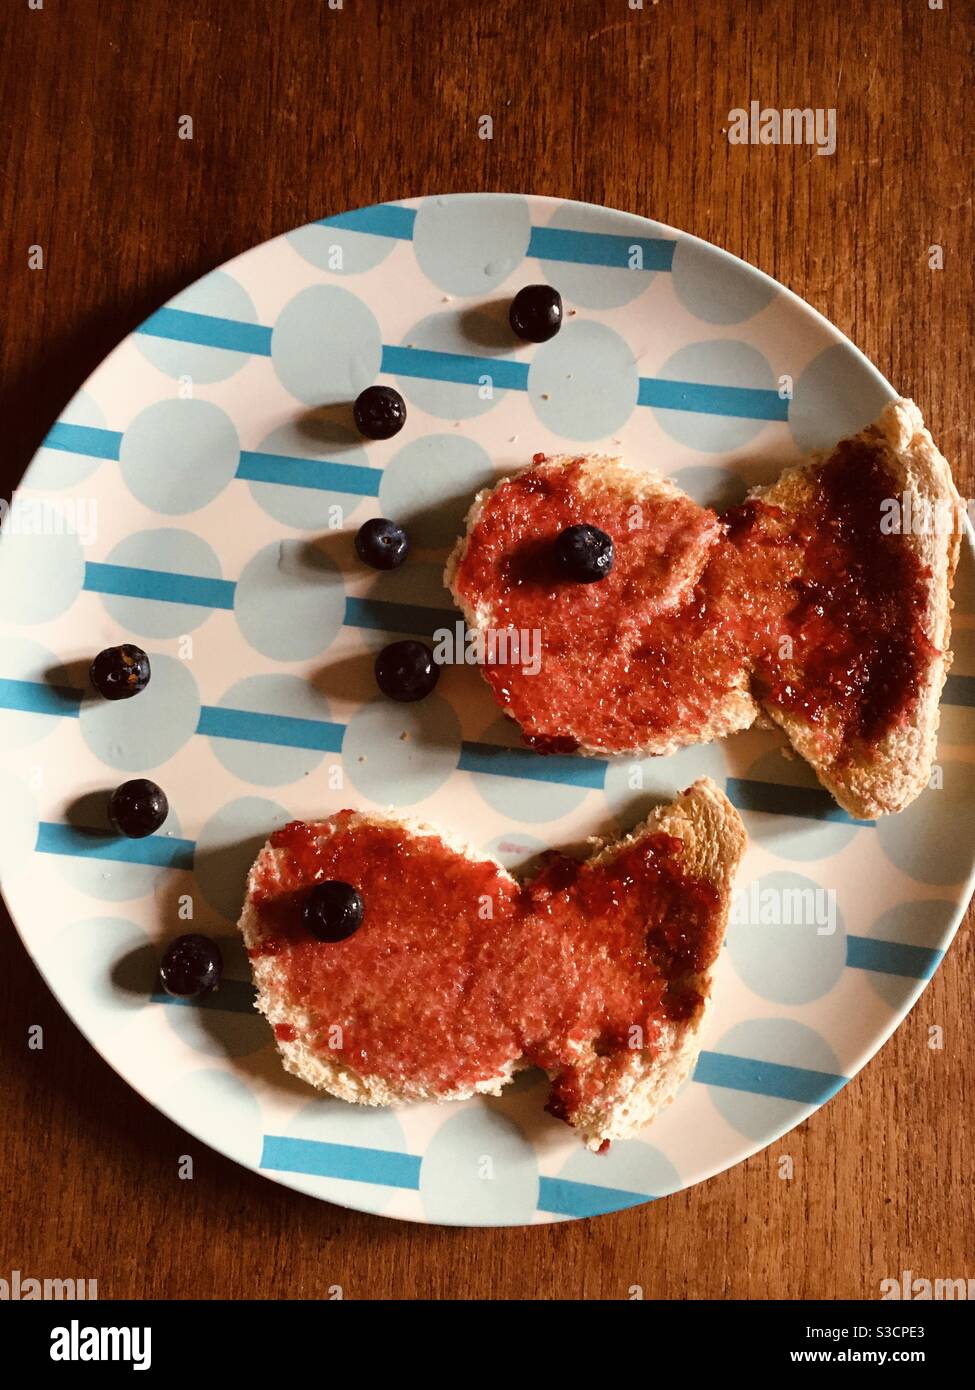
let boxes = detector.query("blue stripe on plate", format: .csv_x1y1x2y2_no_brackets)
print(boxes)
41,422,123,459
236,450,382,497
693,1050,847,1104
35,822,195,869
84,562,237,610
536,1176,652,1218
943,673,975,707
637,377,790,420
459,740,607,789
196,704,345,752
317,204,418,239
846,935,944,980
0,678,83,717
260,1135,423,1189
527,226,675,271
726,777,873,826
381,344,530,390
343,596,457,637
152,979,257,1013
136,307,273,355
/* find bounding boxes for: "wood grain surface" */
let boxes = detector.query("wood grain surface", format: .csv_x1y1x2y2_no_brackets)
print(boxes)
1,0,971,1300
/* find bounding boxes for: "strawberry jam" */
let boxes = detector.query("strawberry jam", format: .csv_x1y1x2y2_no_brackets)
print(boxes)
248,814,722,1129
451,447,936,759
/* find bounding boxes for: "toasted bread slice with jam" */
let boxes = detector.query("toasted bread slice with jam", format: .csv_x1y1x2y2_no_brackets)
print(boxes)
238,778,746,1150
749,399,961,818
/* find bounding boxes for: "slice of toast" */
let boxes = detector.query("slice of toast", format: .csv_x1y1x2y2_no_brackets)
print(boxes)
749,399,961,818
445,453,758,757
238,778,746,1150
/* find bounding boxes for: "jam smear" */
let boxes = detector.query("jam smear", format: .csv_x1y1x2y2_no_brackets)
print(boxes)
249,816,723,1130
451,447,937,758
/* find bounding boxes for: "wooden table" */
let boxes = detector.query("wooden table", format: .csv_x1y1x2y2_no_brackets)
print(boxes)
1,0,971,1300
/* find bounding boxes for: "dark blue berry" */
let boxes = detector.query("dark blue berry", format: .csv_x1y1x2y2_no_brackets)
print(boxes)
89,644,151,700
304,881,364,942
556,524,614,583
374,639,440,702
159,934,222,999
509,284,563,343
353,385,407,440
108,779,168,838
355,517,410,570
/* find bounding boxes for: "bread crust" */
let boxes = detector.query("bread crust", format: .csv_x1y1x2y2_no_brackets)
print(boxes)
238,779,746,1150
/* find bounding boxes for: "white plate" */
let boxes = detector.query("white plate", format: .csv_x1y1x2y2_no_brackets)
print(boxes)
2,194,972,1225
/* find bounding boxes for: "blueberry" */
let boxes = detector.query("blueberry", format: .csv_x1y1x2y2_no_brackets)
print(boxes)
108,779,168,838
374,639,440,702
89,644,151,700
556,524,614,583
509,284,563,343
355,517,410,570
159,934,222,999
303,881,364,942
353,385,407,440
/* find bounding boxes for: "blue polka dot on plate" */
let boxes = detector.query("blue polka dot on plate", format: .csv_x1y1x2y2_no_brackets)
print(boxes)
604,742,727,828
790,344,893,454
99,528,225,638
159,932,268,1059
208,674,334,786
469,717,590,824
342,695,461,805
135,270,259,383
160,1068,263,1168
671,238,776,324
396,310,511,420
557,1139,681,1201
79,653,200,772
120,400,240,514
669,463,748,511
0,527,84,624
875,757,975,885
650,341,776,452
379,434,496,549
857,898,958,1009
725,869,846,1004
246,417,374,531
535,204,660,309
704,1018,843,1142
412,194,531,296
235,540,345,661
193,795,292,921
419,1105,538,1225
275,1097,411,1214
271,285,382,407
55,806,185,903
528,319,638,441
287,218,398,276
736,745,860,860
484,831,549,871
40,915,155,1024
0,637,72,749
30,389,107,489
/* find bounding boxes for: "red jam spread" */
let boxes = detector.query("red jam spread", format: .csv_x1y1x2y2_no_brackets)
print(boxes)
249,815,722,1128
451,447,936,758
